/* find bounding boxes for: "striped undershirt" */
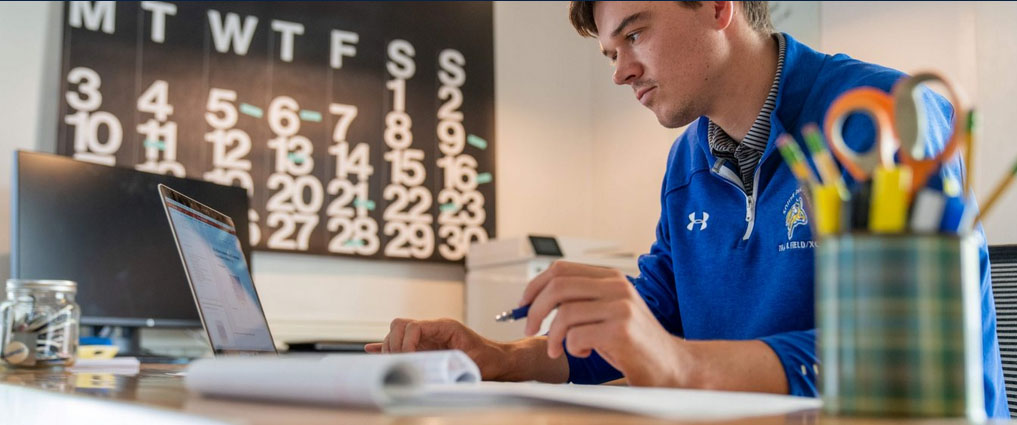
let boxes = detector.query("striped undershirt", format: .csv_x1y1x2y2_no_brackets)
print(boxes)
707,33,786,197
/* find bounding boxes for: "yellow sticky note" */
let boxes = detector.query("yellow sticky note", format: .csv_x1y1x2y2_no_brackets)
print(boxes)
77,345,119,360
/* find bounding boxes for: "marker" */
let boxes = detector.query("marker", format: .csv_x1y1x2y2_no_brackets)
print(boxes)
939,194,969,234
843,181,872,232
869,166,912,233
802,123,850,200
494,304,530,322
910,188,947,233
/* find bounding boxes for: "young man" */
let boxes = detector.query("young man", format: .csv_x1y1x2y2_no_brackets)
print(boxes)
366,1,1008,417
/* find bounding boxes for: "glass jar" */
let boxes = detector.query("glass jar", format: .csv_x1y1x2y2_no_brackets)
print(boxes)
0,279,80,367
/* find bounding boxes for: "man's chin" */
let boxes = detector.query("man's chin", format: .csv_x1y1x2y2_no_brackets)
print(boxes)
655,112,697,129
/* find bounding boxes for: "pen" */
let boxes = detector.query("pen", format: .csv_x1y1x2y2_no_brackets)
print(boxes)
494,304,530,322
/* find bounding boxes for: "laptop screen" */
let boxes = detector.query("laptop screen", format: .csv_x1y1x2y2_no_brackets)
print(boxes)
160,186,275,354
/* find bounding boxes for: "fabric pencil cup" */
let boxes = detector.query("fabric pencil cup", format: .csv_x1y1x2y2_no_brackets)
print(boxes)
816,234,984,420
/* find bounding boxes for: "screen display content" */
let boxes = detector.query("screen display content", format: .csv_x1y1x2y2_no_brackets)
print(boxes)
164,194,274,353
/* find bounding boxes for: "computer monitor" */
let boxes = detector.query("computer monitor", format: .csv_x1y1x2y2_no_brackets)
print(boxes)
10,150,251,328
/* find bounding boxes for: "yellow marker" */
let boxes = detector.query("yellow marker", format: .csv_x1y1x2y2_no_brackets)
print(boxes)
869,166,913,233
802,123,850,201
811,185,842,237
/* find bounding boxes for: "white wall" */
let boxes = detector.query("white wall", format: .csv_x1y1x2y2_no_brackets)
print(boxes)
494,1,597,241
0,3,62,281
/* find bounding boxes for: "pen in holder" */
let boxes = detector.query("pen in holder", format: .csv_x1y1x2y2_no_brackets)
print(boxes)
816,235,984,420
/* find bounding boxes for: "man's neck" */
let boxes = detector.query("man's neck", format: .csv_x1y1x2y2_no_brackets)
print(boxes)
706,33,779,142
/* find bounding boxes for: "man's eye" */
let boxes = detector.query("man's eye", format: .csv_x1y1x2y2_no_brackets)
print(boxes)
626,31,641,43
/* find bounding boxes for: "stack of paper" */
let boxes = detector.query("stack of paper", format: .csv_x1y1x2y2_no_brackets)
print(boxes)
184,350,822,420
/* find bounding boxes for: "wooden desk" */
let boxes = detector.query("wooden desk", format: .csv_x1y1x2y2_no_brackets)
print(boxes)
0,364,1006,424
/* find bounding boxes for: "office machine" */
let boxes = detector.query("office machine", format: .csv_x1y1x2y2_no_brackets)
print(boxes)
465,236,639,342
10,151,251,341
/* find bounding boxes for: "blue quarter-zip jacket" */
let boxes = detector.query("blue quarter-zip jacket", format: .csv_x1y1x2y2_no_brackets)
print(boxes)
565,33,1008,419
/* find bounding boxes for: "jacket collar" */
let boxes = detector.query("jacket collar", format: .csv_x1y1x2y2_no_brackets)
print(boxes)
695,33,827,164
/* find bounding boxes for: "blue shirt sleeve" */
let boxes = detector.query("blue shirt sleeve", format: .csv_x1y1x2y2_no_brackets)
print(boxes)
759,329,819,397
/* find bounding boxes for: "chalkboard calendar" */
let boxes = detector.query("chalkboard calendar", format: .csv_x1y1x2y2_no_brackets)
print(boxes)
57,1,495,263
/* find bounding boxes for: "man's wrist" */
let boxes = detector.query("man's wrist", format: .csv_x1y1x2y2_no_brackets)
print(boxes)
488,336,569,383
669,337,699,388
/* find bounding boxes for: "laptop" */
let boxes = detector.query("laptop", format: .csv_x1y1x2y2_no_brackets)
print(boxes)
158,184,277,356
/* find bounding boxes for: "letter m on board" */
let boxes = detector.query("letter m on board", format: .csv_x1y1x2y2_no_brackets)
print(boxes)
69,1,115,34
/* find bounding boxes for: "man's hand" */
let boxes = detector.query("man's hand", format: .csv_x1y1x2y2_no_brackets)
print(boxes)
520,261,688,387
364,318,511,380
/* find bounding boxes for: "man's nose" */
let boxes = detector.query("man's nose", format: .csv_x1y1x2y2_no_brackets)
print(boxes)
612,54,642,85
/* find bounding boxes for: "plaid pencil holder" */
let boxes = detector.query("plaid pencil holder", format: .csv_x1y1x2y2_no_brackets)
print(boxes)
816,234,984,419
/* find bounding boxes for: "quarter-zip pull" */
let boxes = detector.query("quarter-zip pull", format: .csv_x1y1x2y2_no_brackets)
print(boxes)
746,198,754,222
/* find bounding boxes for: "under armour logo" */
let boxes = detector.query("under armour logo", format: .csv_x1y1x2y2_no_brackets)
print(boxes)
687,212,709,231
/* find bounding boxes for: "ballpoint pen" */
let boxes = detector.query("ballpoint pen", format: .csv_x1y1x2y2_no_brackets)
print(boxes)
494,304,530,322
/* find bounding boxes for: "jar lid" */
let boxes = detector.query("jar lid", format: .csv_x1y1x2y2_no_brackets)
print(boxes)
6,279,77,293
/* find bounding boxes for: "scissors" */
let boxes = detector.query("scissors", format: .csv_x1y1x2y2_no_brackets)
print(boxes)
823,72,967,196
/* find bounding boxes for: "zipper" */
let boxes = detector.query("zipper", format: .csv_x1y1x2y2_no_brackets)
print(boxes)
711,159,761,240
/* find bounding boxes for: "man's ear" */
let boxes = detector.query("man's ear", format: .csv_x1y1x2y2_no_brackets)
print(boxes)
711,1,735,31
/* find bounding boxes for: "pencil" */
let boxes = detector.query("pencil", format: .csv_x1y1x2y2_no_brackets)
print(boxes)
777,134,819,189
802,123,850,200
974,156,1017,224
965,110,976,196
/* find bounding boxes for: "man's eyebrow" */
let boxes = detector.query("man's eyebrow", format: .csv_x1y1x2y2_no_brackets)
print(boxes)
610,12,647,38
600,11,648,58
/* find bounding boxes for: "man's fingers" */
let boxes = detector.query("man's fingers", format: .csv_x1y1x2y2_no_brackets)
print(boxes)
519,261,617,307
401,321,422,352
386,318,409,353
364,343,383,353
565,322,612,359
544,300,614,358
525,276,629,336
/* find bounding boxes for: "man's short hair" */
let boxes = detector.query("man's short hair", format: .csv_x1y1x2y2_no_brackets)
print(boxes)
569,1,775,38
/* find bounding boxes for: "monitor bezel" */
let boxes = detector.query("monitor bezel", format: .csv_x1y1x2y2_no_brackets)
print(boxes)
9,150,254,329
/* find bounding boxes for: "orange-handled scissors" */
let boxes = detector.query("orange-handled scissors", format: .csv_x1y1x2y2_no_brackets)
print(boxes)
891,72,966,194
823,72,967,195
823,87,898,182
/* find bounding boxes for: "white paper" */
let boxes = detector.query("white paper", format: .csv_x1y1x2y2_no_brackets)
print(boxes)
414,381,822,421
68,357,142,373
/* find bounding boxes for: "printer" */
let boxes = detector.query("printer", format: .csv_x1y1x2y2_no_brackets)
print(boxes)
465,236,639,342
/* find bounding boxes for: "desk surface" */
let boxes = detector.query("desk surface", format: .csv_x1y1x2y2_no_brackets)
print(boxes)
0,364,1007,424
